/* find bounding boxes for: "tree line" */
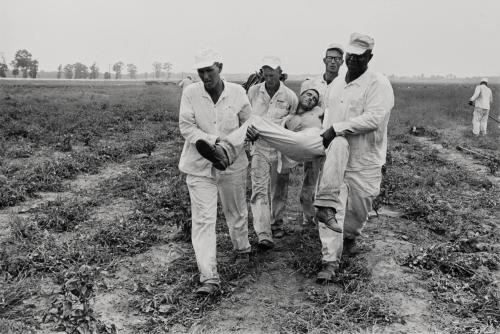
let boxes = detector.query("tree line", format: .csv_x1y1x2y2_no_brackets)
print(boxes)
0,49,174,80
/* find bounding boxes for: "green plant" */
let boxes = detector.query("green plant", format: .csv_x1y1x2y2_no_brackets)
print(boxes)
43,265,116,334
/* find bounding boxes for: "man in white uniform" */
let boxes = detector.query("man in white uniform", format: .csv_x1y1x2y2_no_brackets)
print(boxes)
315,33,395,282
468,78,493,136
247,57,298,247
178,48,252,296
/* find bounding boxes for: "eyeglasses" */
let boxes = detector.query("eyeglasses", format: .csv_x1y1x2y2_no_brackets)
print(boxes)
325,56,342,63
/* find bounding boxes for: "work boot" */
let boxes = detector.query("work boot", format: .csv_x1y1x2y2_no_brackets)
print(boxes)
234,252,250,265
316,261,338,283
195,140,229,171
257,239,275,251
302,213,315,226
315,207,342,233
272,228,285,239
272,220,285,238
343,237,361,256
195,282,220,296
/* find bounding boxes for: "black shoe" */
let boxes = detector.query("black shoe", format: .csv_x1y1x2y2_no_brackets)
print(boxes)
257,239,275,251
272,228,285,239
316,262,338,283
315,207,342,233
234,252,250,265
195,140,229,171
343,237,361,256
195,283,220,296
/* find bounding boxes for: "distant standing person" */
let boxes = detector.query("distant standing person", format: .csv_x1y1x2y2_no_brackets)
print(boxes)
178,75,194,91
178,48,252,296
469,78,493,136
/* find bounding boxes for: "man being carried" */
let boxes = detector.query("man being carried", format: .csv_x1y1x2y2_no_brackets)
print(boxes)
195,88,345,233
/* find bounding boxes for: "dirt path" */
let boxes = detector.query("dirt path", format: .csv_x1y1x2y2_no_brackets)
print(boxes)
414,136,500,186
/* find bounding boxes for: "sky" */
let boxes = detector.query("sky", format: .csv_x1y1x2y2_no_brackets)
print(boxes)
2,0,500,77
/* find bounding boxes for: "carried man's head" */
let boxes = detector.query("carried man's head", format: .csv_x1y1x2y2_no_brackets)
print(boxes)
480,77,489,85
299,88,320,112
323,43,344,75
194,48,223,90
345,33,374,75
261,56,282,88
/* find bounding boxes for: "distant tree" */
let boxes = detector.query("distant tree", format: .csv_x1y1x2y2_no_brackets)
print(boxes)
28,60,39,78
104,72,111,80
162,62,173,79
0,63,8,77
12,68,19,78
73,62,89,79
89,63,99,79
152,62,162,79
57,64,63,79
11,49,35,78
63,64,74,79
112,61,124,79
127,63,138,79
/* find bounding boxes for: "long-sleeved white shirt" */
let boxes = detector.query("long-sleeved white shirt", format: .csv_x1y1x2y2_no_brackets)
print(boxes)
323,70,394,171
470,84,493,110
178,81,252,177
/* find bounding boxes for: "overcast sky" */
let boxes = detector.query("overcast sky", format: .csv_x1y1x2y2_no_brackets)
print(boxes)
3,0,499,77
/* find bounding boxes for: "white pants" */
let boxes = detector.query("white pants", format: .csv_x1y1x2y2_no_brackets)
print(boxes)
220,116,325,163
186,168,250,285
316,161,382,263
300,158,322,221
472,107,489,135
250,147,289,242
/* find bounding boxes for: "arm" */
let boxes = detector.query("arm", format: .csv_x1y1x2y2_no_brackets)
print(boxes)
238,90,253,125
331,79,394,134
178,92,218,145
289,91,299,115
470,86,480,102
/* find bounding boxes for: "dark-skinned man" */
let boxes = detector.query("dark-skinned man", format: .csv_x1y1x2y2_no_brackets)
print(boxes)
247,56,298,248
315,33,395,283
178,48,252,296
299,43,345,226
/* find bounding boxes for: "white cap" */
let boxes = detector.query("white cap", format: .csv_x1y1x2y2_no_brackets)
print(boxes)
345,33,375,55
327,43,344,54
481,77,488,83
193,48,221,69
260,56,281,70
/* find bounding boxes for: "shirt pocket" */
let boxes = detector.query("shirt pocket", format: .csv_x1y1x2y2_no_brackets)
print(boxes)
347,98,364,117
270,100,290,122
218,106,239,135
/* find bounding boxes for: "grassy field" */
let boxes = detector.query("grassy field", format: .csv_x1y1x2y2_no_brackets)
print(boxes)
0,79,499,334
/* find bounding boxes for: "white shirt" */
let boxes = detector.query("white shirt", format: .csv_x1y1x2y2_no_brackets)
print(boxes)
470,84,493,110
323,71,394,171
178,81,252,177
248,82,298,157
